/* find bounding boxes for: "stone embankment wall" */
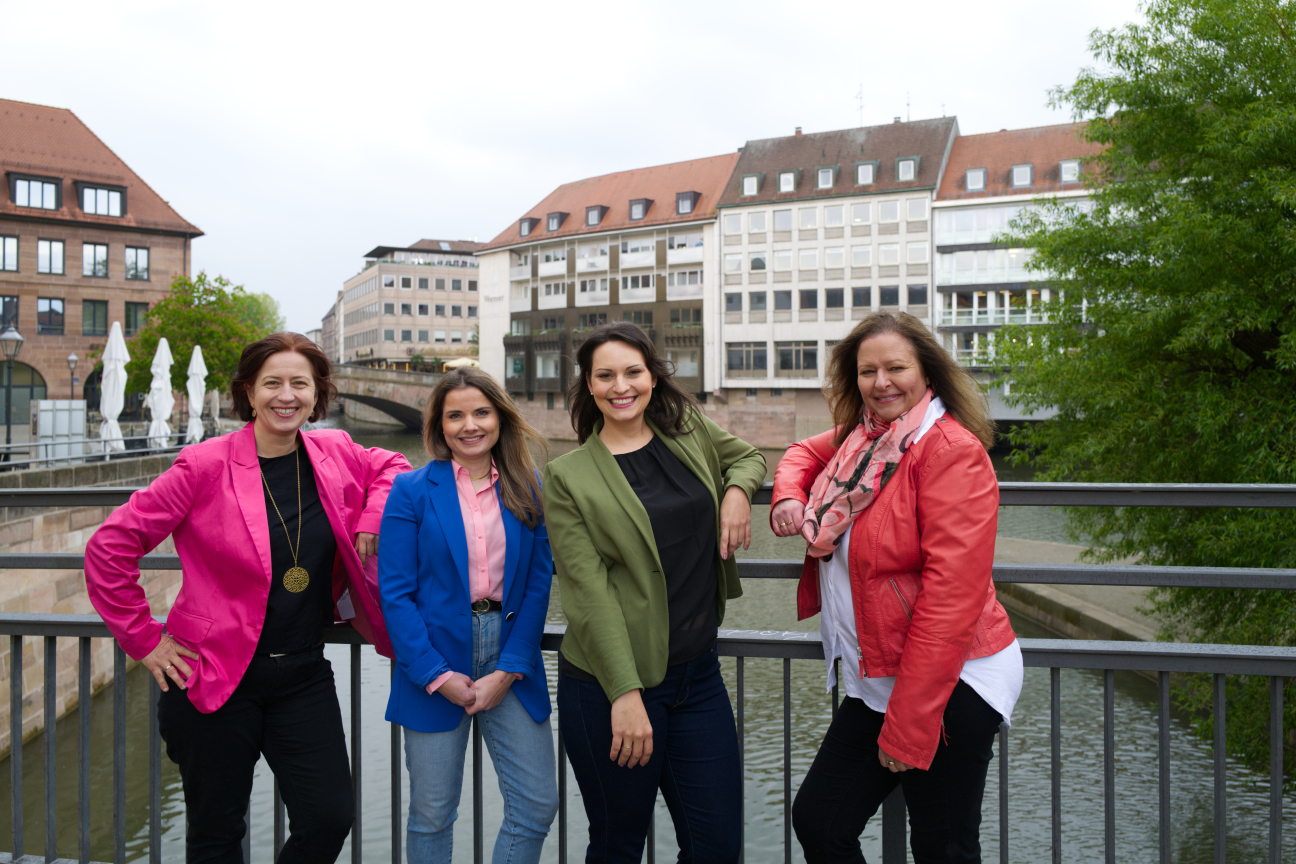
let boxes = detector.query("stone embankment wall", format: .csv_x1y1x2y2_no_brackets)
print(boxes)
0,453,179,757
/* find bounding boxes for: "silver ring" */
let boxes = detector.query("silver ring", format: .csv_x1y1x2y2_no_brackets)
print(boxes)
164,663,173,671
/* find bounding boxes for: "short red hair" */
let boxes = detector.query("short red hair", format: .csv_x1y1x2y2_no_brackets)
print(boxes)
230,332,338,422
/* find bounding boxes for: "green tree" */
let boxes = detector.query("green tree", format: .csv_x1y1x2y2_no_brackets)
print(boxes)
997,0,1296,778
124,272,261,395
234,291,285,335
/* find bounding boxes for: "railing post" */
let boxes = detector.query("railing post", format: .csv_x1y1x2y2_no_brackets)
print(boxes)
1050,667,1061,864
352,643,363,864
1158,671,1171,864
1103,669,1115,864
782,657,791,864
113,642,126,864
999,722,1009,864
737,655,745,864
44,635,57,863
1270,676,1283,864
1214,673,1226,864
149,676,162,864
78,636,90,864
10,634,23,862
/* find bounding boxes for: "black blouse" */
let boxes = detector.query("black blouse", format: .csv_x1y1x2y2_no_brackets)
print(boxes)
255,447,337,655
614,435,718,667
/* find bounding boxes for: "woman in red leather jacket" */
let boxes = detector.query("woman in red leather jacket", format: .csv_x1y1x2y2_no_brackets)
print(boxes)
773,311,1022,864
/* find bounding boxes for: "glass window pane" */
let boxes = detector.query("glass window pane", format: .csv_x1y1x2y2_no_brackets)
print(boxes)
773,210,791,231
96,188,108,214
818,169,832,188
749,252,766,271
825,247,844,268
83,188,94,212
852,203,871,224
726,294,743,312
880,201,899,222
857,164,874,184
898,160,915,181
799,249,817,269
43,183,56,209
779,173,794,192
724,214,742,234
749,292,767,311
907,199,927,220
15,180,29,207
749,212,766,232
743,176,757,196
38,241,49,273
799,208,817,229
825,206,844,227
852,246,871,266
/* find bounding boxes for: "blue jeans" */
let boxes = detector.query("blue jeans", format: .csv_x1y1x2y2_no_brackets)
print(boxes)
403,610,558,864
559,642,742,864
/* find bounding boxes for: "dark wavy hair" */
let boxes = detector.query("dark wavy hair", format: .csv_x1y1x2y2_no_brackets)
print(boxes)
566,322,698,444
423,367,546,528
230,332,338,422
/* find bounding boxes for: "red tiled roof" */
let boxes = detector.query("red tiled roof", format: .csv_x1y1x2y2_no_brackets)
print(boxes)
0,97,202,236
936,122,1105,200
479,152,741,252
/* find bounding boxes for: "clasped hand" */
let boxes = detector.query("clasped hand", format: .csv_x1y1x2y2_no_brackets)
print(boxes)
427,670,516,715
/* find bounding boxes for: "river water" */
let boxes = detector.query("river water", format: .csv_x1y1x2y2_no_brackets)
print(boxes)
2,422,1292,863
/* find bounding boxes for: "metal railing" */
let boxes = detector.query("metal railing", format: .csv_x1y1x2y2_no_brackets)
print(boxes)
2,483,1295,864
0,434,187,471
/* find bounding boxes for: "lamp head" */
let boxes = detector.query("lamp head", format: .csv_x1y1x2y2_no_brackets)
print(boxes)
67,352,78,371
0,326,24,361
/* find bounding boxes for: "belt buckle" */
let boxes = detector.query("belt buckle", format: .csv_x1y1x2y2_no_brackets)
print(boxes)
471,598,490,614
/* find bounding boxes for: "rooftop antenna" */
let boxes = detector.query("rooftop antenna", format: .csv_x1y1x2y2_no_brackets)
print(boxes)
855,82,864,127
906,92,910,122
941,102,946,117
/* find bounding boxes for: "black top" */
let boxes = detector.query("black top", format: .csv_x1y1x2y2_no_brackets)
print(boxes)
256,446,337,655
615,435,718,666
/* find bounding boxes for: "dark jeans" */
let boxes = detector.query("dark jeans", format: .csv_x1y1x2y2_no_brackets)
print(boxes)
792,682,1003,864
158,646,354,864
558,643,741,864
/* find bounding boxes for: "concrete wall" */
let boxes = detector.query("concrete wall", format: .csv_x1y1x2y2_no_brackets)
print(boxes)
477,250,509,384
0,453,179,757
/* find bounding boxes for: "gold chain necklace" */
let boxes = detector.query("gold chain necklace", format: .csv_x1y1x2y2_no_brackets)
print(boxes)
260,446,309,593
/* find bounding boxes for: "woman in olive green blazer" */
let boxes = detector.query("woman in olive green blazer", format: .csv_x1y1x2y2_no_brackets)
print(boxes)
543,322,765,863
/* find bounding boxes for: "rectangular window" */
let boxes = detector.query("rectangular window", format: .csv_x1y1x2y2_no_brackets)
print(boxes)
82,299,108,336
897,159,916,182
670,308,702,326
825,288,844,308
1012,164,1033,187
125,302,148,336
548,214,561,230
435,330,447,343
666,271,703,287
506,355,524,378
451,305,463,317
623,310,653,327
742,176,759,196
773,250,792,271
776,341,817,372
467,306,478,318
125,247,149,280
825,206,844,227
966,168,986,191
725,253,742,273
726,293,743,312
779,172,795,192
799,208,818,229
852,203,872,225
435,304,446,316
588,209,600,226
82,243,108,277
82,187,122,216
907,199,927,221
418,277,429,290
435,278,446,291
880,286,900,306
1060,160,1081,183
668,349,699,377
383,274,397,289
879,201,899,223
37,298,65,335
727,342,768,372
395,276,409,289
0,297,18,330
749,251,767,271
383,329,396,342
677,196,693,215
418,303,429,316
749,291,767,311
749,212,767,232
908,285,928,305
0,236,16,271
510,319,529,336
817,168,834,189
418,330,429,342
724,214,742,234
774,290,792,311
906,242,928,264
799,289,817,309
773,209,792,231
38,240,65,274
400,302,413,315
14,178,58,210
383,302,396,315
879,244,900,265
799,249,817,270
452,279,463,291
824,247,844,268
852,287,870,308
852,246,872,266
400,329,413,342
543,248,568,262
857,164,875,185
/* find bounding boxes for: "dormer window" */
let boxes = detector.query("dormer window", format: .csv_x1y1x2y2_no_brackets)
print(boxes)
676,191,700,215
1060,160,1081,183
586,205,608,226
629,198,652,221
965,168,987,192
856,163,877,185
778,172,796,193
12,176,59,210
77,183,124,217
1012,164,1033,187
816,167,837,189
547,212,569,232
439,241,452,251
896,158,918,182
741,174,761,196
519,217,539,237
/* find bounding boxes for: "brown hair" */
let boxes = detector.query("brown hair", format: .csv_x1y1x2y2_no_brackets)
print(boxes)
825,311,995,449
231,332,338,423
423,367,546,528
566,321,699,444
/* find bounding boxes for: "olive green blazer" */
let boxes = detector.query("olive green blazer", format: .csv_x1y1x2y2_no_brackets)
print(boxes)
542,410,766,703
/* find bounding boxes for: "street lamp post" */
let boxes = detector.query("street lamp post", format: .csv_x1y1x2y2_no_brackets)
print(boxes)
67,353,78,401
0,326,25,453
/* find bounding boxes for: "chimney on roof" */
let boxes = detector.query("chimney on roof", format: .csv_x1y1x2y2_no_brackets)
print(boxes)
894,116,901,123
795,127,802,136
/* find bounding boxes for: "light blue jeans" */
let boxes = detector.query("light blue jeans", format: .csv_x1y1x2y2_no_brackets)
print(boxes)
404,610,558,864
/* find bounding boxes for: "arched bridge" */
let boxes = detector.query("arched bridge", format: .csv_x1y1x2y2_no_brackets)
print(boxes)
333,366,443,430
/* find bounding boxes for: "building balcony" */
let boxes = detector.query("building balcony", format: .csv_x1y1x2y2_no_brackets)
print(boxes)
936,267,1035,287
938,308,1047,327
620,286,656,304
537,292,566,310
537,260,567,278
575,289,610,307
509,266,531,281
576,256,609,272
666,247,704,266
510,293,531,313
620,251,655,269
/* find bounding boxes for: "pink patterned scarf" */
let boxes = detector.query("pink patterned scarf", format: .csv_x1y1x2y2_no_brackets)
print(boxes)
801,389,933,558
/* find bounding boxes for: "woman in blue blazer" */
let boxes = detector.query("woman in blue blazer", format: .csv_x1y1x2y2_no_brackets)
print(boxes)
379,368,557,864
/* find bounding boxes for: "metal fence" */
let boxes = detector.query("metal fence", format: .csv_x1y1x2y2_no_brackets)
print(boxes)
2,483,1295,864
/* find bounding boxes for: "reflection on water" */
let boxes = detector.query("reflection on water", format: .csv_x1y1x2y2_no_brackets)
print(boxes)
2,421,1290,862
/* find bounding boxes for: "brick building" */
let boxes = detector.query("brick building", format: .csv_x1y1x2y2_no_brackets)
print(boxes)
0,98,202,428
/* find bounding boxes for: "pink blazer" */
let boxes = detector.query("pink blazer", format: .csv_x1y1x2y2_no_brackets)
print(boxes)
85,423,411,713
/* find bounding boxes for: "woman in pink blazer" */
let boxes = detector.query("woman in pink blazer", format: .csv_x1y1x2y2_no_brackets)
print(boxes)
85,332,409,864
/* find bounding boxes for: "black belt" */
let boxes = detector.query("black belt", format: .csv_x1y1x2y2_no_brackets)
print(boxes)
471,598,502,614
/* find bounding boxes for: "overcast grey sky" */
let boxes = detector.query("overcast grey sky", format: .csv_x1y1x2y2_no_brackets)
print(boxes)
3,0,1142,332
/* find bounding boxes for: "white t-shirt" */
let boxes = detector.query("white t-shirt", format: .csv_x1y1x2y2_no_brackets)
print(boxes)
815,397,1023,724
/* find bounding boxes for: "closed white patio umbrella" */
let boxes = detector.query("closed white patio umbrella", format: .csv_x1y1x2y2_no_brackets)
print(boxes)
145,338,175,449
185,346,208,444
98,322,129,453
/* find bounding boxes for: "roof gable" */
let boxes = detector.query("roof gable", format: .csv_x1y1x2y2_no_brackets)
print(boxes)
936,122,1105,200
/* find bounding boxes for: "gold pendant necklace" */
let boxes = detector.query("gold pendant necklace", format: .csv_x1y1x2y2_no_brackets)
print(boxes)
260,445,309,593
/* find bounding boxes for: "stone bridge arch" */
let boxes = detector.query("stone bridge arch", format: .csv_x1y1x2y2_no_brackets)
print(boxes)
333,366,443,431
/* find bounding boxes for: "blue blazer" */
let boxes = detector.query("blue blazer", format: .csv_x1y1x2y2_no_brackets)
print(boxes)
378,460,552,733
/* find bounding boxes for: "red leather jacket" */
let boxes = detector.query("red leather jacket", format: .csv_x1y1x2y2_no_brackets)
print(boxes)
771,415,1015,770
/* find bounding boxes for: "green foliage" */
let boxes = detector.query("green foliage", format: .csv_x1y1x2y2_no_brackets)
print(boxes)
234,291,285,336
997,0,1296,780
124,272,261,395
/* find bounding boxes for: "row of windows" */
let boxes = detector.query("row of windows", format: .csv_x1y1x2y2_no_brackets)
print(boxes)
0,296,149,336
727,341,820,373
725,242,929,272
382,329,466,344
516,306,701,336
964,160,1080,192
723,199,927,235
0,237,150,280
521,192,702,236
344,329,379,350
9,176,126,217
380,274,478,291
725,285,929,312
379,301,478,318
739,158,918,198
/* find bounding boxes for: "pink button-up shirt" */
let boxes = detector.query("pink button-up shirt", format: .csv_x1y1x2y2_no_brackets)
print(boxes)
427,459,512,695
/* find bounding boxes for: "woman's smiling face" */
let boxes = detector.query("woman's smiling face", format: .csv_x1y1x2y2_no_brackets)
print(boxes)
856,332,930,423
588,340,656,426
250,351,316,435
441,386,499,466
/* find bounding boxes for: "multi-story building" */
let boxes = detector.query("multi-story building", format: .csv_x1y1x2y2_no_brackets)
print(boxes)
320,303,338,361
709,119,957,443
476,153,739,436
932,122,1102,366
336,239,483,366
0,98,202,424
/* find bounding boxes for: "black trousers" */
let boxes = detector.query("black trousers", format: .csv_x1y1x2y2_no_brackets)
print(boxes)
158,646,354,864
792,681,1003,864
